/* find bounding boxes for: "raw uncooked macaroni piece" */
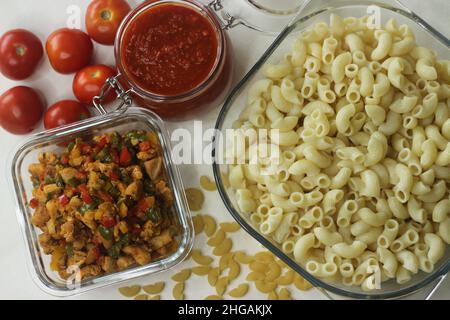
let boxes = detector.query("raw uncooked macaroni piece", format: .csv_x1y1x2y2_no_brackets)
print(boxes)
192,266,211,276
192,249,214,266
229,283,250,298
220,222,241,233
200,175,218,191
213,237,233,256
192,214,205,235
143,282,165,295
203,214,218,236
172,282,185,300
118,285,141,297
228,13,450,290
185,188,205,211
207,229,226,247
171,269,192,282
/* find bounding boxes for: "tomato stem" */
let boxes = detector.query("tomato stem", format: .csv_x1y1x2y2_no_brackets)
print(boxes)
16,46,26,56
101,9,112,21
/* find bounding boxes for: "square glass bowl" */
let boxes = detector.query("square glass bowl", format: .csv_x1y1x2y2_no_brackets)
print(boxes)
9,107,194,296
213,0,450,299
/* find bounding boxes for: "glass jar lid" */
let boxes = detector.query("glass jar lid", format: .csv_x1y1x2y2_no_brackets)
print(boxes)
208,0,310,34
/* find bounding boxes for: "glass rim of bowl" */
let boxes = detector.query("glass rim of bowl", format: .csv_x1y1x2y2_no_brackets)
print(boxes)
212,0,450,299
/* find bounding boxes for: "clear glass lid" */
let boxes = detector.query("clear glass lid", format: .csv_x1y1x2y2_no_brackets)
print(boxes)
208,0,310,34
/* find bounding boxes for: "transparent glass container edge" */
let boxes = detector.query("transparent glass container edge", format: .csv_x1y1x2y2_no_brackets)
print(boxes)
212,0,450,299
8,107,195,297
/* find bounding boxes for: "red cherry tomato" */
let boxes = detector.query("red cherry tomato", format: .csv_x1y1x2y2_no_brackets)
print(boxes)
73,64,116,105
44,100,91,130
86,0,131,45
0,29,43,80
0,86,45,135
46,28,93,74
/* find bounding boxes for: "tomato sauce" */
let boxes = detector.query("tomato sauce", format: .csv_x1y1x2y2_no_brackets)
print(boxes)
121,3,219,96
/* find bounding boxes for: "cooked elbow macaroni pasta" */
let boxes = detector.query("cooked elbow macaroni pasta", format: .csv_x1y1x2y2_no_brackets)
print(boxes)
228,15,449,291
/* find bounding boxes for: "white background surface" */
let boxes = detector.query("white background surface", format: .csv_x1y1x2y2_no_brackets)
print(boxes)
0,0,448,300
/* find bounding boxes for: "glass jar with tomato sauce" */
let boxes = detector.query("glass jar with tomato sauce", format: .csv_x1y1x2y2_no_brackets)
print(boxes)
110,0,233,121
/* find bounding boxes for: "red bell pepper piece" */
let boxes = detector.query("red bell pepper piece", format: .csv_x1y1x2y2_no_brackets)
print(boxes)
75,171,87,180
101,215,116,228
59,195,70,206
81,144,92,155
109,171,120,181
85,155,94,164
111,149,120,164
61,155,70,165
98,191,114,203
139,141,151,152
78,184,93,204
97,137,108,149
30,198,39,209
120,147,132,166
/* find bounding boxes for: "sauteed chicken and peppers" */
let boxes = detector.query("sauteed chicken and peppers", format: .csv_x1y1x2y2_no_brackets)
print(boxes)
28,130,179,280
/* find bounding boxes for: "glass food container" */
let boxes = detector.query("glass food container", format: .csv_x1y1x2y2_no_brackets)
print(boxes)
9,96,194,296
213,0,450,299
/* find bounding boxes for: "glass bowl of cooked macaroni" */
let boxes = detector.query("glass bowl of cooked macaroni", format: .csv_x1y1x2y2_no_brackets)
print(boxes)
213,0,450,299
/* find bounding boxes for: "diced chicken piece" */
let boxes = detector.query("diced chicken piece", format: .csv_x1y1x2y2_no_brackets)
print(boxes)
38,233,57,254
129,165,143,180
137,151,152,161
60,219,75,242
97,162,116,173
70,156,84,167
150,229,173,250
101,256,117,273
31,206,50,228
85,247,97,265
67,250,87,267
117,255,135,270
69,196,82,210
144,157,163,180
122,246,151,265
116,182,127,196
77,210,97,231
155,180,174,205
46,219,57,235
43,184,62,196
140,220,154,242
73,239,86,250
87,171,102,191
32,188,47,203
60,168,78,184
28,163,46,178
38,152,57,165
45,199,59,219
80,265,102,279
125,181,143,200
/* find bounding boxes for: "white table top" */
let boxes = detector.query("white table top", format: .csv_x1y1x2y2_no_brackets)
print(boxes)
0,0,448,300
